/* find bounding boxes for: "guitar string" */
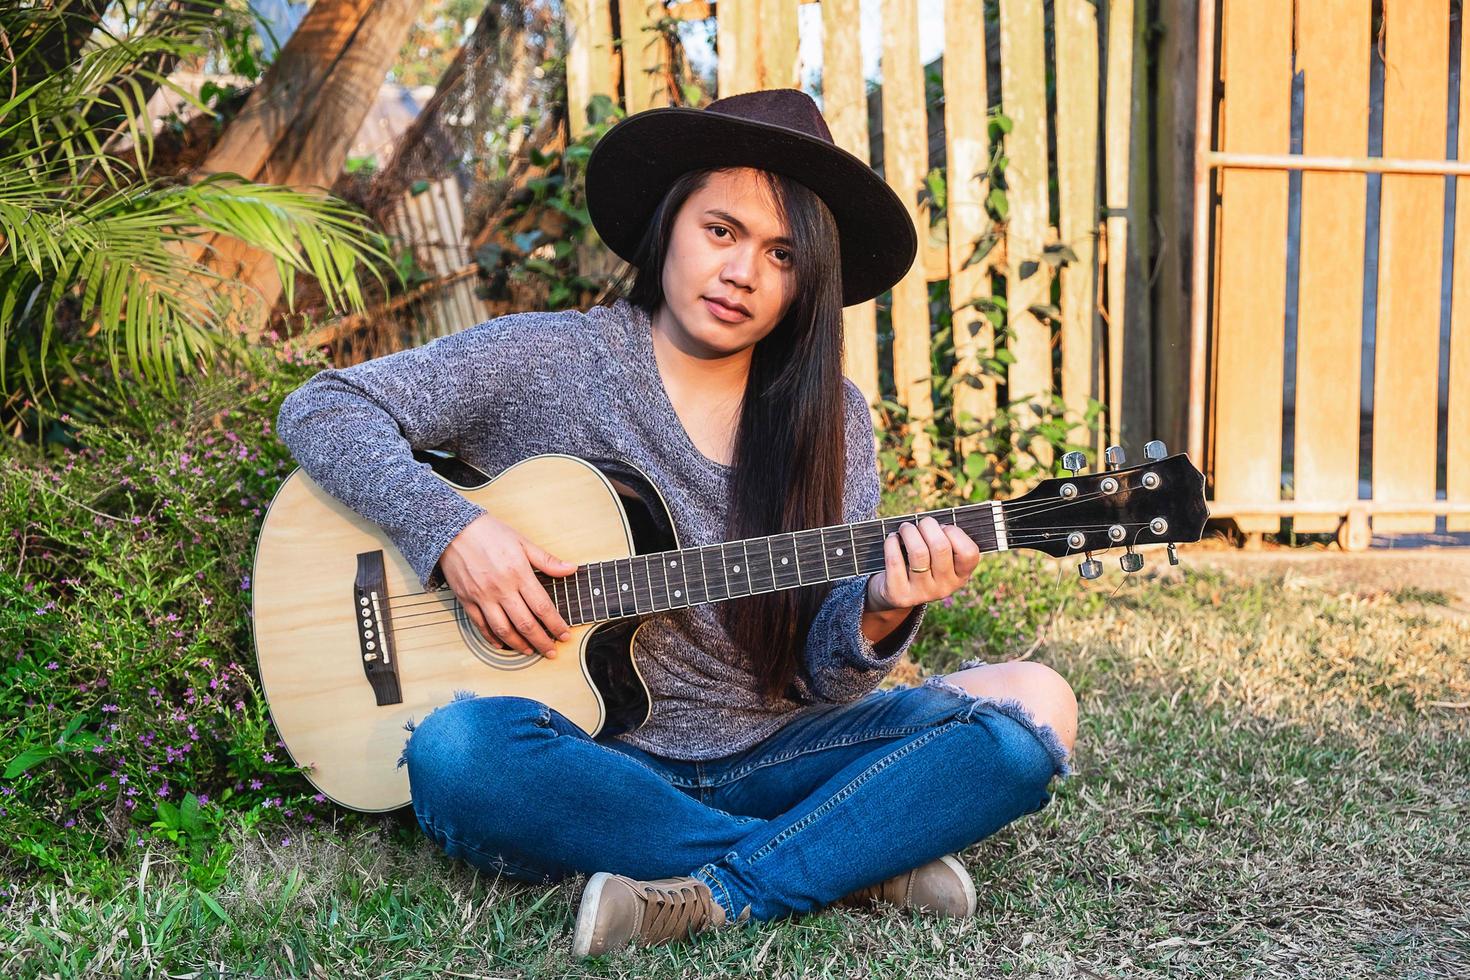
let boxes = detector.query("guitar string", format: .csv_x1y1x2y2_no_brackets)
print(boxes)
382,485,1133,616
382,520,1146,628
382,516,1142,620
383,510,1134,621
384,522,1160,635
385,482,1133,607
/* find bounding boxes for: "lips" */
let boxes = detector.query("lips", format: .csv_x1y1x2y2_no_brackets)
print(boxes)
703,296,750,322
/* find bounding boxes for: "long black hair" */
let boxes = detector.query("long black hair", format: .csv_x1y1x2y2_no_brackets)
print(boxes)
597,166,849,702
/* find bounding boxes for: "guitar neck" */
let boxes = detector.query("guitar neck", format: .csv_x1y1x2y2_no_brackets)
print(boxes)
541,500,1013,627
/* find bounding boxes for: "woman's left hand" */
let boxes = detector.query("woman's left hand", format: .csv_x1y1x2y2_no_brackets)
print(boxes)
865,516,981,613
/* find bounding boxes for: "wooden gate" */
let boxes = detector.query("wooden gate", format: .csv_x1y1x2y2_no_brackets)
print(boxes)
565,0,1157,486
1193,0,1470,545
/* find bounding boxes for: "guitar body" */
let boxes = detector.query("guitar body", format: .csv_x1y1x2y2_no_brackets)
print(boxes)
251,453,671,812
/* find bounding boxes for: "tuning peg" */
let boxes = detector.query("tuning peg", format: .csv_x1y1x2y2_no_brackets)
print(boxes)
1062,451,1086,475
1167,543,1180,565
1078,552,1102,580
1104,445,1126,470
1120,546,1144,573
1144,440,1168,461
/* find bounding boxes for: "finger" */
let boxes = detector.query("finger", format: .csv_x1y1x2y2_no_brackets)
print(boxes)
480,601,531,655
527,541,579,577
522,577,572,642
897,521,930,574
881,532,907,605
500,592,559,657
944,525,981,576
461,599,496,646
917,517,956,574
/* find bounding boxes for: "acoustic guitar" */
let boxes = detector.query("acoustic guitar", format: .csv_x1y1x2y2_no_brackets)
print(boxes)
251,443,1209,811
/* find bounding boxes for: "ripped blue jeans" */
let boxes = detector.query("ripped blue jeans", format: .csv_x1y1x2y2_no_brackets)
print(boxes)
401,679,1070,922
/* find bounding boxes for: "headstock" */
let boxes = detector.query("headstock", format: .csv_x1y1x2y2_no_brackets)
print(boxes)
1002,441,1210,578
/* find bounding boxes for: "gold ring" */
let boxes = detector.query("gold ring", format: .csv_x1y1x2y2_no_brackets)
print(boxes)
910,564,930,574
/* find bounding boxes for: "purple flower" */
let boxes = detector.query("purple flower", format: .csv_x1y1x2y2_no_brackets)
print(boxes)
249,779,262,790
262,752,275,763
45,662,59,670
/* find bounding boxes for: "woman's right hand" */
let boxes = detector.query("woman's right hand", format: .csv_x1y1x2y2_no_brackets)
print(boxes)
438,512,579,658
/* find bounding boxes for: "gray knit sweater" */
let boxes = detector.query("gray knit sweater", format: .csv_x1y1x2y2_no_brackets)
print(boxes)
274,297,927,760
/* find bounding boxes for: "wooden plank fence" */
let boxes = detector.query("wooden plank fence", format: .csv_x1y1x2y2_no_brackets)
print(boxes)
565,0,1156,494
1195,0,1470,544
356,1,1157,498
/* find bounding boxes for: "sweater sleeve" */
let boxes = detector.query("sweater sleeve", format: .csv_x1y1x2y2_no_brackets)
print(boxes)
275,311,573,590
798,379,928,703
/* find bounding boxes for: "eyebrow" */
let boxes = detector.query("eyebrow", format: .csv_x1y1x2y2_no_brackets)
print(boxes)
703,209,795,248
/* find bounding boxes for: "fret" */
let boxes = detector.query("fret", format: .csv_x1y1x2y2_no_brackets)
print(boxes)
668,552,690,607
698,544,722,603
573,567,585,624
646,553,663,611
817,526,857,579
769,531,798,588
595,562,609,620
792,529,823,585
610,559,626,617
721,541,750,596
748,536,776,593
692,545,709,604
844,524,861,576
658,553,673,610
766,536,780,591
631,555,651,614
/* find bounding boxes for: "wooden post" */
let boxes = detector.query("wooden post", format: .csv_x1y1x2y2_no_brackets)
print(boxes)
882,0,934,471
1054,0,1102,460
1293,0,1369,534
1373,1,1447,533
824,0,881,420
999,0,1052,478
943,0,995,475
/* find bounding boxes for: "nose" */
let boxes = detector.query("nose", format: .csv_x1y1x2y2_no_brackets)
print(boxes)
721,246,757,291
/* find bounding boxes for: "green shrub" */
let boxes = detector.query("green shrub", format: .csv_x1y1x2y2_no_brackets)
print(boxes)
0,342,336,889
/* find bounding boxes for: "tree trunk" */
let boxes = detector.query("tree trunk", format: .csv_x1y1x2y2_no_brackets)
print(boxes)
185,0,426,337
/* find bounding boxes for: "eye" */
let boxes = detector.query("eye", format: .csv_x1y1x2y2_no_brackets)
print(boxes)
773,248,793,264
708,225,732,239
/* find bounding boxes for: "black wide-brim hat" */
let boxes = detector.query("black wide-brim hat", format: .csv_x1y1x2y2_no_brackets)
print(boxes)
585,88,918,308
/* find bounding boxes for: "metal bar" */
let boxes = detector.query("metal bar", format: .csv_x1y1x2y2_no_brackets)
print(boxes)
1188,0,1216,474
1205,149,1470,176
1209,500,1470,516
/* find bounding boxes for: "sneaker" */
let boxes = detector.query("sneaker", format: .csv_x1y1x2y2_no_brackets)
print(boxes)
572,872,737,958
835,854,977,917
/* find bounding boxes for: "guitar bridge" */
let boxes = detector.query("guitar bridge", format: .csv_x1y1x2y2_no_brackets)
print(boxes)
354,551,403,706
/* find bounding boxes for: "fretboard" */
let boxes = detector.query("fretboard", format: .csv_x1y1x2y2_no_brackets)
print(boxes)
538,501,1011,626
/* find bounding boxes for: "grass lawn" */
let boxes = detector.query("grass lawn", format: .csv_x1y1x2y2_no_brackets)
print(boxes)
4,552,1467,978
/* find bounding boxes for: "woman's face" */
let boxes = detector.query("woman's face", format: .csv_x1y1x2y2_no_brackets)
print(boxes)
656,167,797,359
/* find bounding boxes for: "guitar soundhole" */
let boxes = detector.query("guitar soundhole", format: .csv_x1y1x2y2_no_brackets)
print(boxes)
454,606,542,670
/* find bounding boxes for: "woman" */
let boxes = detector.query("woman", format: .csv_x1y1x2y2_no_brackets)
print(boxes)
275,88,1076,960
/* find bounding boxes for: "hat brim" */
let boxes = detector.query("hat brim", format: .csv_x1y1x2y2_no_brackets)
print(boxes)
585,106,918,308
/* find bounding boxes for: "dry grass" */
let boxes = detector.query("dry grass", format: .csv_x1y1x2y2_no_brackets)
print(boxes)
4,558,1468,978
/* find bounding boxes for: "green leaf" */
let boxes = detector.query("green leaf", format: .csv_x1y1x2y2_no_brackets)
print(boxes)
4,746,59,779
197,889,233,926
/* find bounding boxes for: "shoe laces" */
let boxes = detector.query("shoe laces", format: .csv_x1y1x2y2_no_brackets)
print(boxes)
640,879,717,941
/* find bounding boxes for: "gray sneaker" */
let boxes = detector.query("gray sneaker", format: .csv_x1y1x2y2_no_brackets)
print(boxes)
572,872,740,958
835,854,978,917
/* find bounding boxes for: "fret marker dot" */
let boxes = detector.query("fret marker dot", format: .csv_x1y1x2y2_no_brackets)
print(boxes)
836,548,844,555
593,588,601,596
670,560,677,567
621,583,628,591
733,564,741,573
674,589,681,598
781,557,789,565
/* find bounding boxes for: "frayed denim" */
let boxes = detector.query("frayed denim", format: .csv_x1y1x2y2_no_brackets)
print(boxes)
401,680,1069,922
